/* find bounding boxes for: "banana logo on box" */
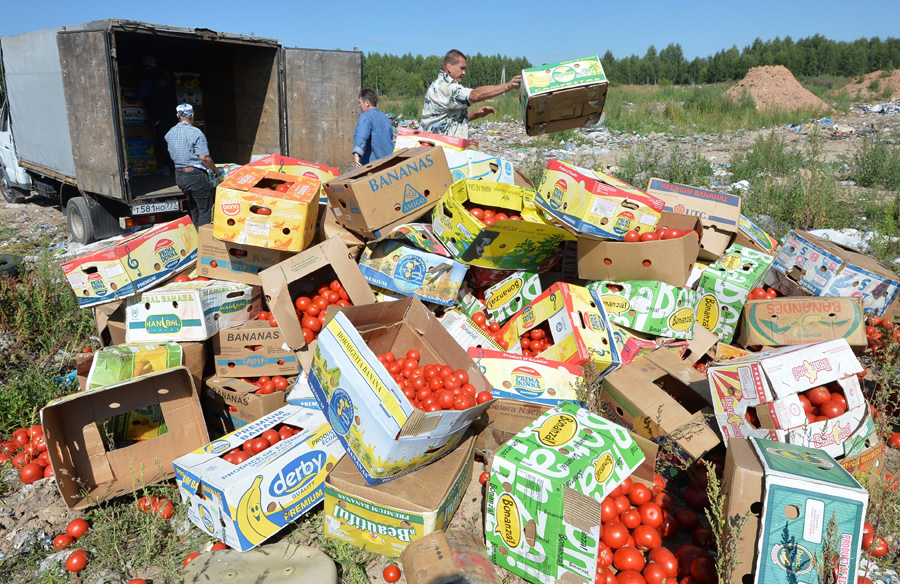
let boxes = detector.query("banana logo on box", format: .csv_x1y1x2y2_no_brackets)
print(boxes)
495,493,522,548
236,475,281,546
534,413,578,447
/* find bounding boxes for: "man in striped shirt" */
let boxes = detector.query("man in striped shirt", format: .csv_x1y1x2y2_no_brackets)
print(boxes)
165,104,217,226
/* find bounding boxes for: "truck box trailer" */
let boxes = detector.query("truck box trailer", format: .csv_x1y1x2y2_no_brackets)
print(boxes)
0,20,361,243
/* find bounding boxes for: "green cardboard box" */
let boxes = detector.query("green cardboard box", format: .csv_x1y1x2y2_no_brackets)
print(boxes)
520,56,608,136
484,402,645,584
588,280,699,340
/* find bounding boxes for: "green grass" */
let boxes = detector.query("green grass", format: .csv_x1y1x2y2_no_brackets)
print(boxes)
615,141,713,190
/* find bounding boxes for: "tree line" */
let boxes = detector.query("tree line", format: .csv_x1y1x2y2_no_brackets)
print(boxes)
363,35,900,97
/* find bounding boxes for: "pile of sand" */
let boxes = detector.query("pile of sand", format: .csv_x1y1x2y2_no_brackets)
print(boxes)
844,70,900,101
724,65,831,113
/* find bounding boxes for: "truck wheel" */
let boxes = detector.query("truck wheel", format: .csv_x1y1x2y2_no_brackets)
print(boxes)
66,197,95,245
0,169,26,204
0,254,21,278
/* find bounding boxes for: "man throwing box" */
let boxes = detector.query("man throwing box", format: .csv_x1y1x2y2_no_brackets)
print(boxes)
165,104,217,226
353,88,394,167
420,49,521,139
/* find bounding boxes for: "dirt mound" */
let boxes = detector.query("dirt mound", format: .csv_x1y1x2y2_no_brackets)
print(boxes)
725,65,831,113
844,70,900,100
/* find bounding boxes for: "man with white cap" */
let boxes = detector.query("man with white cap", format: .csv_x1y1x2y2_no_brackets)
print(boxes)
165,104,217,226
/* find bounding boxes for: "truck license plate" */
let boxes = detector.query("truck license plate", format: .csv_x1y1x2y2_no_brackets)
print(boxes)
132,201,180,215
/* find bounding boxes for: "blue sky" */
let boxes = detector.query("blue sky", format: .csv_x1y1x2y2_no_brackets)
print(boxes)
1,0,897,68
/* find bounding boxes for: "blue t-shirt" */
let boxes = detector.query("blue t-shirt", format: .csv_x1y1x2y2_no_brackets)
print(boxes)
353,107,394,165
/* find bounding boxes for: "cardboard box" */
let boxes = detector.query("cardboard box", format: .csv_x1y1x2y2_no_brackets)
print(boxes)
401,531,500,584
735,213,778,255
85,342,183,390
306,298,493,484
174,405,344,551
243,154,339,205
394,127,478,154
520,56,608,136
201,376,287,430
125,280,260,343
589,280,700,340
738,297,867,349
771,229,900,315
576,211,703,286
484,403,645,584
446,150,515,184
695,243,774,344
536,159,664,240
432,178,572,270
600,348,720,462
358,240,467,307
213,167,320,252
722,437,868,584
259,237,377,371
471,398,553,457
646,177,742,261
323,434,474,558
323,147,452,239
211,320,300,377
94,300,127,347
483,270,542,325
317,205,366,259
197,224,295,286
63,217,199,308
467,347,585,406
500,282,621,373
41,367,209,510
438,309,504,352
706,340,867,458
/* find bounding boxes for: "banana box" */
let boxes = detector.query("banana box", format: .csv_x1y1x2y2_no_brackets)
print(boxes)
535,159,664,240
85,342,183,390
394,127,479,155
307,298,494,485
500,282,621,373
113,215,199,293
211,320,300,378
197,224,295,286
174,405,344,551
323,434,475,558
735,213,778,255
707,339,868,458
213,167,320,252
243,154,339,205
722,437,868,584
467,347,585,406
125,280,260,343
63,245,137,308
519,56,608,136
445,150,515,184
483,271,542,325
588,280,699,340
771,229,900,316
201,376,287,431
485,402,645,584
432,179,572,270
695,243,774,343
437,309,504,352
358,240,467,307
738,297,867,350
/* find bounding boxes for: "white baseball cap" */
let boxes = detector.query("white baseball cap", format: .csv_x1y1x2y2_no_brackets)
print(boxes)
176,103,194,117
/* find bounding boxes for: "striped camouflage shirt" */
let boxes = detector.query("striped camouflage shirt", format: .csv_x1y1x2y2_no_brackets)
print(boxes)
420,71,473,138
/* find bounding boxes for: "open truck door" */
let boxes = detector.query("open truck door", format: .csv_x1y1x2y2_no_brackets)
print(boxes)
282,48,362,173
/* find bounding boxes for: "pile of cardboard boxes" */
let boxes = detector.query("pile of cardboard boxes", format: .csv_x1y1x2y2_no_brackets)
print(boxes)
46,57,891,583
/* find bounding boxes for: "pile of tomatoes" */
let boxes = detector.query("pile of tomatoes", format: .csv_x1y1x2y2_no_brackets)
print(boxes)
292,279,353,343
220,423,302,465
234,375,293,397
747,287,780,300
622,227,692,243
172,274,210,284
518,323,554,358
50,518,91,572
865,315,900,355
376,349,492,411
798,382,851,423
0,425,53,484
463,204,523,225
863,520,891,559
470,311,510,349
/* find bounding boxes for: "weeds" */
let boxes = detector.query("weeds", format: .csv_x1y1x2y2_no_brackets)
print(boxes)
705,459,752,584
615,141,713,189
816,513,840,584
852,128,900,192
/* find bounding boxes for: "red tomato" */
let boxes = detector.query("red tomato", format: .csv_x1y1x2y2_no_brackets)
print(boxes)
173,275,192,283
476,391,493,404
888,432,900,449
693,527,714,550
602,521,629,549
658,509,679,540
619,477,634,495
652,491,675,512
639,502,663,528
42,465,53,479
683,486,709,512
642,562,668,584
614,495,631,515
437,391,455,410
302,316,322,333
478,471,490,485
470,208,484,220
621,508,641,529
248,438,270,455
184,551,202,568
12,429,29,448
748,287,767,300
675,545,707,578
232,451,250,464
651,473,667,495
820,400,846,419
798,394,812,413
674,509,699,532
19,463,43,485
633,525,661,552
639,232,660,242
383,564,401,583
156,499,175,520
690,556,716,584
662,228,684,240
805,386,831,406
648,546,679,577
455,396,475,410
262,429,281,446
66,550,89,572
529,328,544,340
66,518,90,539
54,534,75,549
305,303,321,317
629,483,652,506
601,497,618,523
272,376,289,391
869,536,889,557
597,542,613,568
624,230,641,243
613,546,646,572
325,290,341,304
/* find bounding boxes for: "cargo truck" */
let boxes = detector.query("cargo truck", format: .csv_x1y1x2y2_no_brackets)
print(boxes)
0,20,361,243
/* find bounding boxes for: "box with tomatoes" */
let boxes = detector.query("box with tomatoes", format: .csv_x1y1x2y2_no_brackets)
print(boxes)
196,224,295,286
484,402,645,584
575,211,703,287
695,243,774,344
174,405,344,551
212,319,300,378
307,297,494,485
212,167,320,252
535,159,665,240
707,339,869,459
431,179,573,271
201,376,293,432
589,280,700,341
242,154,339,205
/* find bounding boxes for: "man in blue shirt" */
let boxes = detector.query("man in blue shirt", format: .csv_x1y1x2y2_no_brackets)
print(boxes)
165,104,217,226
353,89,394,167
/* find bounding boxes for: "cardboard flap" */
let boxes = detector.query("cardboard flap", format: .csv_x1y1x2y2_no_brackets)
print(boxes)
208,377,259,396
646,348,707,384
677,325,719,365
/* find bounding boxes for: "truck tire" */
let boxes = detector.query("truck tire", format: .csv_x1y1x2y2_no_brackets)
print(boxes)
0,169,27,204
66,197,95,245
0,254,21,278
